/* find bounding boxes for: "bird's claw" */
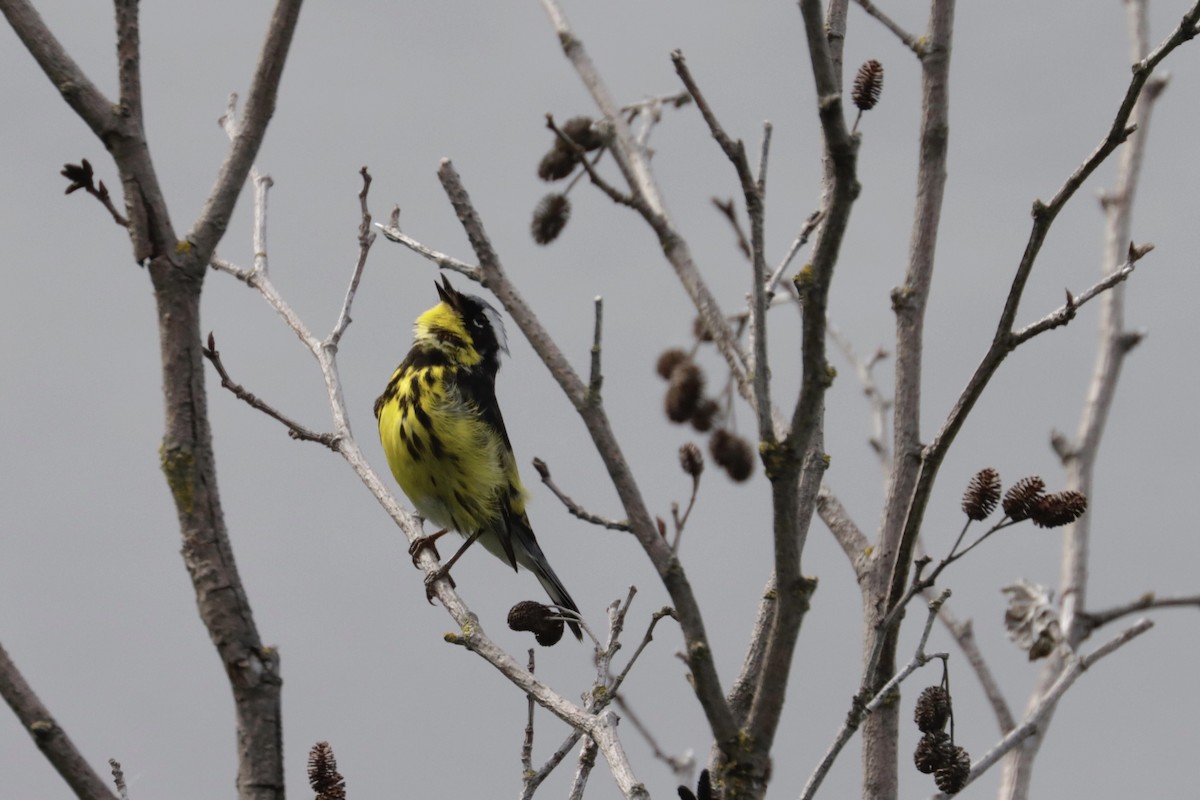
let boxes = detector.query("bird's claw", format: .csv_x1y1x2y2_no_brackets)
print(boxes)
408,535,442,567
422,567,456,604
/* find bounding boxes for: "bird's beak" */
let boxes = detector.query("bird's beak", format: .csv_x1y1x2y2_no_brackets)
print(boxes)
435,274,460,309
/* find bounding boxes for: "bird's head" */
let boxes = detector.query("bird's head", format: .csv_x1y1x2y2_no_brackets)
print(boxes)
413,274,508,371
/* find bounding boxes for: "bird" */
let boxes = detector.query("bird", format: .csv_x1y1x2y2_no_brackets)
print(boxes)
374,275,582,640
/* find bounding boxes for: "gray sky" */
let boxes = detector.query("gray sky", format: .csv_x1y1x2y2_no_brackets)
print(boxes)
3,1,1198,798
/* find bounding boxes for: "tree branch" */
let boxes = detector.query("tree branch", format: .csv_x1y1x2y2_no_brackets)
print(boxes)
0,641,116,800
188,0,303,260
950,619,1154,798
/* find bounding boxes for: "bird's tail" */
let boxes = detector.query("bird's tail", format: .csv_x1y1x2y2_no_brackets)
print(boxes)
504,512,583,641
531,559,583,641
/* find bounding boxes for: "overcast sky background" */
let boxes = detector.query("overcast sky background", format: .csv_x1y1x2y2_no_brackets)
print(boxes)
2,2,1199,798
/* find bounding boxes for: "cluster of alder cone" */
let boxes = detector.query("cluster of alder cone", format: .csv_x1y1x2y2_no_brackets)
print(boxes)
962,468,1087,528
530,115,608,245
656,347,754,482
913,685,970,794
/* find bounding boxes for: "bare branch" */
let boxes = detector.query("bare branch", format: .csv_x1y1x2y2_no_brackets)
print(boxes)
107,760,129,800
1080,592,1200,634
887,0,1200,640
615,694,694,780
0,0,117,137
801,590,951,800
329,167,375,349
588,296,604,401
765,209,823,297
532,458,632,532
546,114,642,209
1010,253,1143,345
853,0,922,52
816,484,870,580
947,619,1154,797
377,208,482,280
672,50,773,440
826,322,891,475
539,0,754,408
202,333,340,450
0,641,117,800
935,606,1016,733
188,0,303,259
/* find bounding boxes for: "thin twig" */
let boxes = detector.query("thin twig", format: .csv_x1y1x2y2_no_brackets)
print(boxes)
801,590,951,800
531,458,632,532
0,641,117,800
1079,592,1200,633
588,296,604,401
765,209,823,297
712,197,751,260
942,618,1154,797
615,694,694,780
523,593,671,799
376,208,482,281
201,333,340,450
329,167,375,349
935,604,1016,733
1010,249,1146,345
546,114,642,209
521,650,536,778
826,322,891,474
853,0,922,53
107,760,129,800
670,475,701,553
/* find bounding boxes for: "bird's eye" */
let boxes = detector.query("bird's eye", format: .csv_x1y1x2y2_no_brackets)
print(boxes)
472,319,486,329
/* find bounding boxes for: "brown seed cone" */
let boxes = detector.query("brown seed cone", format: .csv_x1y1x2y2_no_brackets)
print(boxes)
665,363,705,423
710,429,755,482
531,193,571,245
1002,476,1046,521
1029,490,1088,528
914,730,954,774
537,145,578,181
914,685,951,733
962,468,1001,520
679,442,705,478
690,398,721,432
561,115,604,151
308,741,347,800
656,348,689,380
507,600,565,647
934,745,971,795
852,59,884,111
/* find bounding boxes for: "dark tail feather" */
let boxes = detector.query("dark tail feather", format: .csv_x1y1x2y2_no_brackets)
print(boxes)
508,512,583,641
533,561,583,641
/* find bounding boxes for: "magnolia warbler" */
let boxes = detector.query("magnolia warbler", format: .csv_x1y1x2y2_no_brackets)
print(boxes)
375,276,582,640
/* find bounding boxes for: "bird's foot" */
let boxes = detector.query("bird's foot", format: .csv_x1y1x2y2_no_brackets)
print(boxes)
422,565,456,604
408,528,449,567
